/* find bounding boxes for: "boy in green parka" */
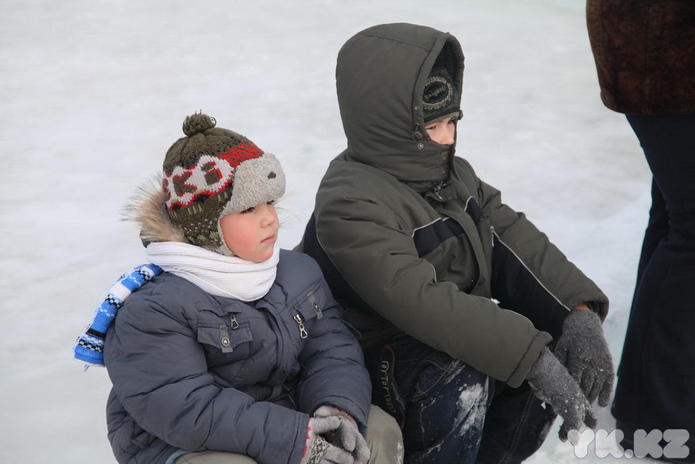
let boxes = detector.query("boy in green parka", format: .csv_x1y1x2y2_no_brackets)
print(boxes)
297,23,614,463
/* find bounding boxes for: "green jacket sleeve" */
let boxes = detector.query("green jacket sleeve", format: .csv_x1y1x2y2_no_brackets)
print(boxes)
313,167,550,387
471,161,609,333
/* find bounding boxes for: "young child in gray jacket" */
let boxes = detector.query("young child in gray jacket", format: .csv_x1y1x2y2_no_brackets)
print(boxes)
74,113,402,464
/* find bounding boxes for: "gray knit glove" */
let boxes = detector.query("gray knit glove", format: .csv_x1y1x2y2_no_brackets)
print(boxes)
527,347,597,441
300,416,354,464
554,309,615,406
314,406,370,464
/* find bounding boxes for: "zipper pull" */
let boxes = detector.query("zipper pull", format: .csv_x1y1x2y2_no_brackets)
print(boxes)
293,314,308,339
230,315,240,330
308,294,323,319
432,181,449,200
433,182,444,200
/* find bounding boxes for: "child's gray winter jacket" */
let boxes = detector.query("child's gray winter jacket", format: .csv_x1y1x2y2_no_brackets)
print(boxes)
104,250,371,464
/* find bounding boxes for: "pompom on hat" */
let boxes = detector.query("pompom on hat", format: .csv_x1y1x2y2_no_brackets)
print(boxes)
423,65,461,124
162,113,285,255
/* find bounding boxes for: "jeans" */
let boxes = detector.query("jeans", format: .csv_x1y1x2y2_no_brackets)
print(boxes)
365,336,556,464
612,115,695,460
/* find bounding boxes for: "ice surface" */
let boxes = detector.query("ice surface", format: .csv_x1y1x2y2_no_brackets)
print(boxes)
0,0,657,462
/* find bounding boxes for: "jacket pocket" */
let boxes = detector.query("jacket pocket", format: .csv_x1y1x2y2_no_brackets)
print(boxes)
196,302,254,355
291,285,332,339
294,286,327,320
197,324,253,354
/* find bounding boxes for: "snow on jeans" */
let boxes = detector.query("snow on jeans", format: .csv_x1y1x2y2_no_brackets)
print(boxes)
365,336,556,464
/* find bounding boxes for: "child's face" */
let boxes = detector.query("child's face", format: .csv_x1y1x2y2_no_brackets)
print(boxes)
219,201,279,262
425,116,457,145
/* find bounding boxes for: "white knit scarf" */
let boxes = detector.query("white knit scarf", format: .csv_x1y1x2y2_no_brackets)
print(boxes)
146,241,280,302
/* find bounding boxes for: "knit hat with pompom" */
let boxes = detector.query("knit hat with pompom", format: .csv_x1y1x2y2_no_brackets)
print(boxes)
162,113,285,255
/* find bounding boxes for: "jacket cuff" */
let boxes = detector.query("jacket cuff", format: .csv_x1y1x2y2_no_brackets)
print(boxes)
506,331,552,388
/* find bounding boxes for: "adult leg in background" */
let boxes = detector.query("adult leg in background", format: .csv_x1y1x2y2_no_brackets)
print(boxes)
612,114,695,462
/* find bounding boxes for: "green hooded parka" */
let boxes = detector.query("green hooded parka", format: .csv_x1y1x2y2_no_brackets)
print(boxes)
298,23,609,388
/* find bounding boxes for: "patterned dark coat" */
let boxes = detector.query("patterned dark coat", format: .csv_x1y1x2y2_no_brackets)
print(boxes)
587,0,695,114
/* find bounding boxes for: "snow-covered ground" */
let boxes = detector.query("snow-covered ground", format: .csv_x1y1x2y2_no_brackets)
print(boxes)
1,0,657,462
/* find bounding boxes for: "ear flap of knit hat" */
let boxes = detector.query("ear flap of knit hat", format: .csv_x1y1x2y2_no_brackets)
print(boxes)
161,113,285,255
423,66,460,124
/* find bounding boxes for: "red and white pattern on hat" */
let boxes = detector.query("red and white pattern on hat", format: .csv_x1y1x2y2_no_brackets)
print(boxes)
163,142,264,210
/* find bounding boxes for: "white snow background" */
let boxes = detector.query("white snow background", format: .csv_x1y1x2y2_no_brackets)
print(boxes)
1,0,658,462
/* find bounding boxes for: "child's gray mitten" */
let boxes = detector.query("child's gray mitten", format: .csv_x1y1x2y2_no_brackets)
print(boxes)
314,406,370,464
554,309,615,406
300,416,354,464
527,347,597,441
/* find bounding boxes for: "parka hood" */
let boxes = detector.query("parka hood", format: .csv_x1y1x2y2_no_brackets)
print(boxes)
122,177,187,245
336,23,464,185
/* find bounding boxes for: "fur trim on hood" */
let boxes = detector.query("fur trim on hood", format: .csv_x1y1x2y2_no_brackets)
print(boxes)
122,176,187,245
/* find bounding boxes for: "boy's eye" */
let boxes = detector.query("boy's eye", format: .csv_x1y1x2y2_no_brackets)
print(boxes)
267,200,276,205
241,206,255,214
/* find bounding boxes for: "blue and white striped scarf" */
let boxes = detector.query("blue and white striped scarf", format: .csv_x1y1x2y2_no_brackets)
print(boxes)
73,263,162,368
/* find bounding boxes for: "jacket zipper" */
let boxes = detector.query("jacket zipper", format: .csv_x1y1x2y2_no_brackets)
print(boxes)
293,314,308,339
432,181,446,200
257,306,294,383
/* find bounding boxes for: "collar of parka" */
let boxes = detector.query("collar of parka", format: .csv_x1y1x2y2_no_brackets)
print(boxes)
336,23,465,188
